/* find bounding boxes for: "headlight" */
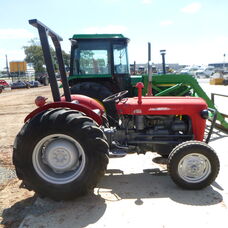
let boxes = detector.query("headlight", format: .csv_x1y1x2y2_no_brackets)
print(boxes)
201,109,209,119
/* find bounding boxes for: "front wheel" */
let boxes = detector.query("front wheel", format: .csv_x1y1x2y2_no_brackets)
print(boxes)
168,141,220,190
13,108,109,200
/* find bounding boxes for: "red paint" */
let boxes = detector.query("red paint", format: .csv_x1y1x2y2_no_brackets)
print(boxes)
35,96,48,107
61,95,105,115
116,96,207,141
0,80,9,87
135,82,144,104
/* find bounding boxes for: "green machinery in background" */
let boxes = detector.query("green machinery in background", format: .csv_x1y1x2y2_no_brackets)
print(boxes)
131,74,228,131
67,33,228,130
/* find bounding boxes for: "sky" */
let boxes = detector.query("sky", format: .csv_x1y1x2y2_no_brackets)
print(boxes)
1,0,228,70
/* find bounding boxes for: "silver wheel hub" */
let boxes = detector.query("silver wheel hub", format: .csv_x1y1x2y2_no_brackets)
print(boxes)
178,153,211,183
32,134,86,185
42,139,79,173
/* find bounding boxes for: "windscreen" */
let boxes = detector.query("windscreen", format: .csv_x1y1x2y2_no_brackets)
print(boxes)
73,41,110,75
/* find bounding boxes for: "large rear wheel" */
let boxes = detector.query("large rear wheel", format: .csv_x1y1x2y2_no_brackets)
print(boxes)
13,109,109,200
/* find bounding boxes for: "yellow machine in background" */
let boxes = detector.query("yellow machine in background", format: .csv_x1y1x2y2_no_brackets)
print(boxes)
210,72,228,85
10,61,27,74
210,78,224,85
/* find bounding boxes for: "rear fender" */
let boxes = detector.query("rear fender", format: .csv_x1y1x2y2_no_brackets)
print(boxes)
61,94,105,115
24,101,103,125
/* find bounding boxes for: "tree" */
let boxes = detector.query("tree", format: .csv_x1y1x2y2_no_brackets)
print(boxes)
62,50,70,69
23,39,45,73
23,39,70,74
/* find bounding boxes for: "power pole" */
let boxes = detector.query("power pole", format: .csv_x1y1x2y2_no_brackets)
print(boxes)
5,54,10,78
160,50,166,74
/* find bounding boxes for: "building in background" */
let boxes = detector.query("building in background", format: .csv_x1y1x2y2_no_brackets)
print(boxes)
208,62,228,72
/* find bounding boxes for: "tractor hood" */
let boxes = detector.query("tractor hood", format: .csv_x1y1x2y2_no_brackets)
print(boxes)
116,96,207,116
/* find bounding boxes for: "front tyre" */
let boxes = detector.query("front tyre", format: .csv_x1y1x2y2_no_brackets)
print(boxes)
168,141,220,190
13,109,109,200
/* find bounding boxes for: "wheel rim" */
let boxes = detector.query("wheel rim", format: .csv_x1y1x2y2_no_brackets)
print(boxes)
32,134,86,184
178,153,211,183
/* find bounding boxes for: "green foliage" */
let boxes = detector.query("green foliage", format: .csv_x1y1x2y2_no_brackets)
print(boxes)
62,50,70,68
23,39,44,73
23,38,70,74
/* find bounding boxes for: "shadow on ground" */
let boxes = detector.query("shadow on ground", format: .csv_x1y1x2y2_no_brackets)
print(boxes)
0,168,223,227
1,192,106,228
1,196,37,228
97,168,223,206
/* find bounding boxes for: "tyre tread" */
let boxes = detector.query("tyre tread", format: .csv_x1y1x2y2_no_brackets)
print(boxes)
13,108,109,200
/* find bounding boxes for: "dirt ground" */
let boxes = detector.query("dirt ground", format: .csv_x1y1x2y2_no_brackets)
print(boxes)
0,86,53,227
0,84,228,228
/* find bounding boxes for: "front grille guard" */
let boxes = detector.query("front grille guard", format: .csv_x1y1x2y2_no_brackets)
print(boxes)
205,108,217,143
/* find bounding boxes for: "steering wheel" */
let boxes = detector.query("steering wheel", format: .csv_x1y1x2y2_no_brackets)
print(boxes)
103,90,128,103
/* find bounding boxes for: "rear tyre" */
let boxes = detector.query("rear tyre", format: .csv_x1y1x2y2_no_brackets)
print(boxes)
13,108,109,200
71,82,117,125
168,141,220,190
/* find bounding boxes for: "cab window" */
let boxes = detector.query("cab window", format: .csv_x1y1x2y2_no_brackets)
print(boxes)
113,44,129,74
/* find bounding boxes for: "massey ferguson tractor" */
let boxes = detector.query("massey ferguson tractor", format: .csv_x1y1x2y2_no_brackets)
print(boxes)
13,20,220,201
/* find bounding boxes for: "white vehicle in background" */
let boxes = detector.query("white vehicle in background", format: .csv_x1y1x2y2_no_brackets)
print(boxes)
195,66,215,78
179,65,200,77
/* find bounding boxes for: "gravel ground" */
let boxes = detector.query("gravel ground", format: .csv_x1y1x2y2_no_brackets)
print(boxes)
0,145,17,187
0,167,16,186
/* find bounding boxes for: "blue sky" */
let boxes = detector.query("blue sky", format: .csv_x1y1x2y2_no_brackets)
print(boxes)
1,0,228,70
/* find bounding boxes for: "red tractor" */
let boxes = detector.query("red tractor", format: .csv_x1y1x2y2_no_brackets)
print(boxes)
13,20,220,200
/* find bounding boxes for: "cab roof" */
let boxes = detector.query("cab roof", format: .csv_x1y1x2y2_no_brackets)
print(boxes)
71,34,129,40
